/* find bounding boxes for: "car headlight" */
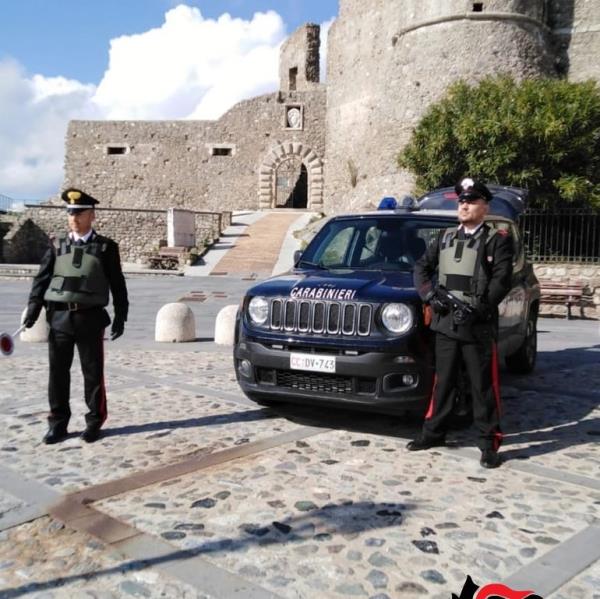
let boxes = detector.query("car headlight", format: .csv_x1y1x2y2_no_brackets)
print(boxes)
248,296,269,325
381,303,413,334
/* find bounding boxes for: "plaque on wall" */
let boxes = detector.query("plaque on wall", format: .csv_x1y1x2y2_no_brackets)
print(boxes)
285,106,302,129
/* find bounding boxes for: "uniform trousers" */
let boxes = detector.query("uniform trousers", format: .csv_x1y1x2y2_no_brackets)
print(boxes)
48,327,107,431
423,330,503,450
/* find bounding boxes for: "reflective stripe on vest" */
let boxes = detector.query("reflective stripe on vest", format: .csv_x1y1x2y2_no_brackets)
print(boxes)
44,238,109,306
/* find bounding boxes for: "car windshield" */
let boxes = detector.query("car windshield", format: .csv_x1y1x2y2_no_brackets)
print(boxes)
298,217,456,271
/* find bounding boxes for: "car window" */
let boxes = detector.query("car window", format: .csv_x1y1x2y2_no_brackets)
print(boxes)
301,217,456,271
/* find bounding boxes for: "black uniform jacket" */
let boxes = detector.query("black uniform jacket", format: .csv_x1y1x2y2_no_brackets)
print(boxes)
28,231,129,336
414,223,513,341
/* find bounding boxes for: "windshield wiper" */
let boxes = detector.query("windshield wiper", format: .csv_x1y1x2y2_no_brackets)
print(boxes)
297,260,326,270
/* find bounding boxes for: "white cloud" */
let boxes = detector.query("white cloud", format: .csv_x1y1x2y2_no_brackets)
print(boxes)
0,5,333,199
0,59,98,200
93,5,286,120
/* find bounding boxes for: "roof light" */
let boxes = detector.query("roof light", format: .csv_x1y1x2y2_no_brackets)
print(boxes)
378,196,397,210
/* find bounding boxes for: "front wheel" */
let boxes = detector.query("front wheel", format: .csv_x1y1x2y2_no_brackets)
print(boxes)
505,310,537,374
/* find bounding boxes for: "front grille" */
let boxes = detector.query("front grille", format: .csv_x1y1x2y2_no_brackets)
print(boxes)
270,298,372,336
256,368,376,395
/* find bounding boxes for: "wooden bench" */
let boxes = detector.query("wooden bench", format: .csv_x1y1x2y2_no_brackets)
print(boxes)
147,247,187,270
539,279,590,319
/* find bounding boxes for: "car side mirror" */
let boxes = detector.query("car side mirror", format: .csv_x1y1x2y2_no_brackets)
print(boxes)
293,249,303,266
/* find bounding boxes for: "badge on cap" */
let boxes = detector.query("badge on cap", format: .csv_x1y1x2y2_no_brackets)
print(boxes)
460,177,475,191
67,190,81,204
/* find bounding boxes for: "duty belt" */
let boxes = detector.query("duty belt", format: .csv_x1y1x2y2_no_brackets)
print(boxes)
51,302,98,312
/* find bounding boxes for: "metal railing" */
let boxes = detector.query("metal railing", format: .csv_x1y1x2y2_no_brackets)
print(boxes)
0,194,26,213
520,208,600,263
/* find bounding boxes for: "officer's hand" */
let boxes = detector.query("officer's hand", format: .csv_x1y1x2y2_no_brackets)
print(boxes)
110,316,125,340
23,303,41,328
426,290,449,315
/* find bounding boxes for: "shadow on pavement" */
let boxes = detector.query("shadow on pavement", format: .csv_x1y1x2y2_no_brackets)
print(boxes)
102,408,275,438
0,500,413,598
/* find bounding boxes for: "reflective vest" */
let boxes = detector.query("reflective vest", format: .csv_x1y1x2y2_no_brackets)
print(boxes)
438,226,497,305
44,237,109,306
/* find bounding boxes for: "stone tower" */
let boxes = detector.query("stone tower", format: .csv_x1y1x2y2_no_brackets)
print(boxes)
324,0,558,213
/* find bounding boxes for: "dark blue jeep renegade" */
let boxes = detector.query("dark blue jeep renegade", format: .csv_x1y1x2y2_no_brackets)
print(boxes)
234,187,539,414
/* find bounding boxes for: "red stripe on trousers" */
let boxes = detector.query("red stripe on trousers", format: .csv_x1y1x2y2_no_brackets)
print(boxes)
424,375,438,419
491,342,503,450
99,330,107,425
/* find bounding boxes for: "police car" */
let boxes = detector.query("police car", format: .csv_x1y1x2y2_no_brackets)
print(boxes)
234,186,540,414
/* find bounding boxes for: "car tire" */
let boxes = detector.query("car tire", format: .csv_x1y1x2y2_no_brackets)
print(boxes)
505,310,537,374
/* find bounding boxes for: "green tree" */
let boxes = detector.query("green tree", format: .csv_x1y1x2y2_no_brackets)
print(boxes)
398,76,600,208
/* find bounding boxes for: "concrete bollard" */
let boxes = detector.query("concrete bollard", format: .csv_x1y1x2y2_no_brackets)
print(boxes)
214,304,239,346
155,302,196,342
20,307,49,343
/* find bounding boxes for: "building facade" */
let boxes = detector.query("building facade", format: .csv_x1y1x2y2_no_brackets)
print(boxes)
63,1,600,215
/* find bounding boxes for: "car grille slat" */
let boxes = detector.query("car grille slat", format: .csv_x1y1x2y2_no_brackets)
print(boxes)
268,298,372,337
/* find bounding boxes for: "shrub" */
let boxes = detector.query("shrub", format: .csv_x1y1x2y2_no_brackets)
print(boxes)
398,76,600,208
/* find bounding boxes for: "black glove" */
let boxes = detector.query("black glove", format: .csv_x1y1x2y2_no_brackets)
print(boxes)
23,303,42,328
110,315,125,340
425,290,449,315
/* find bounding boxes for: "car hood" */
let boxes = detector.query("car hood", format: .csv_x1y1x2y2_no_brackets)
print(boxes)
247,269,419,303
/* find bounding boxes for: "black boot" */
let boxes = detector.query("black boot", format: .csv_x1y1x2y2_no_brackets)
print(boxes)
80,427,102,443
406,436,446,451
43,426,68,444
480,448,501,468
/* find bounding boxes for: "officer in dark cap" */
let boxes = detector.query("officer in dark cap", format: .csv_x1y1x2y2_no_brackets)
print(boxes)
408,177,513,468
23,188,129,444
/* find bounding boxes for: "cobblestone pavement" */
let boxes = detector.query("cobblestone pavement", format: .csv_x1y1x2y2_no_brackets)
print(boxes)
0,275,599,598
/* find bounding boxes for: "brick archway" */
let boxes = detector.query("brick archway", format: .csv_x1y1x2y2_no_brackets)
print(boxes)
258,142,323,210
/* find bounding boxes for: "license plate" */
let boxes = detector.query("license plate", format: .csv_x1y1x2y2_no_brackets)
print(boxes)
290,352,336,374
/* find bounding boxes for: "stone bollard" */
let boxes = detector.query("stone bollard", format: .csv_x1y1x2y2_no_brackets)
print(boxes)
214,305,239,346
155,302,196,342
20,307,49,343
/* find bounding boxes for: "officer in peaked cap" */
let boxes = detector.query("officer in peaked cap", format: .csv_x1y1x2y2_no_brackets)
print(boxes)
409,176,513,469
23,188,129,444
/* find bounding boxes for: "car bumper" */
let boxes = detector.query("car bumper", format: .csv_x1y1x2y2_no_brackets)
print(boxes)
234,338,434,414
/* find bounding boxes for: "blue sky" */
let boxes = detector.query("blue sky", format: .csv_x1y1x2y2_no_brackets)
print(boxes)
0,1,338,199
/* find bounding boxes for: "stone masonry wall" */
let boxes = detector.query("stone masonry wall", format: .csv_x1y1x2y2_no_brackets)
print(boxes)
534,263,600,319
279,24,321,92
324,0,556,213
2,206,227,265
64,88,326,213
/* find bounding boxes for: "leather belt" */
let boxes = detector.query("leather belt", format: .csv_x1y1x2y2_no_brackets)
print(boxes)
51,302,96,312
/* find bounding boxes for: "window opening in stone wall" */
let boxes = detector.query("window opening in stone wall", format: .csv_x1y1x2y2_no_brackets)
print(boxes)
289,67,298,91
106,146,128,155
472,2,483,11
211,147,233,156
275,157,307,209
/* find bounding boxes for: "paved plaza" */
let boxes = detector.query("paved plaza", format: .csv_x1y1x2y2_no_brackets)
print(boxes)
0,213,599,598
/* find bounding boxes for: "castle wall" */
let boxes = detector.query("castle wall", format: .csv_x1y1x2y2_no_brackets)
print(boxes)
2,206,228,264
550,0,600,81
279,24,321,91
64,88,326,212
324,0,556,213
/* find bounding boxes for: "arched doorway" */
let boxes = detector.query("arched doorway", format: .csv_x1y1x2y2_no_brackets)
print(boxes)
275,158,307,208
258,142,323,210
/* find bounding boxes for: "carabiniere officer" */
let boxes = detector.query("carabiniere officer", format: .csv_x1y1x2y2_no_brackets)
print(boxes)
23,189,128,444
408,178,514,468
